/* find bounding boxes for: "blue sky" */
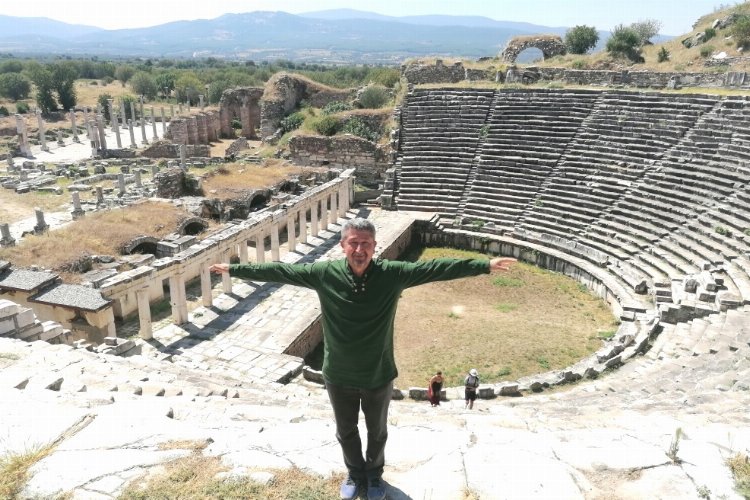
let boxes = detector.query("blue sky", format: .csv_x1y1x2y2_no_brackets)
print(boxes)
10,0,733,34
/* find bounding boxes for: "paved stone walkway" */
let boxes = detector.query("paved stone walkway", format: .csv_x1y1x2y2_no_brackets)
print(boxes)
1,206,748,498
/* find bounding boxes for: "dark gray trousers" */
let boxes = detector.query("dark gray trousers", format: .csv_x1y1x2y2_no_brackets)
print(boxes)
325,379,393,480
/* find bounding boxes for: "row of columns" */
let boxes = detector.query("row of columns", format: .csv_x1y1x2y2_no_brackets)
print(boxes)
13,100,179,159
134,182,351,339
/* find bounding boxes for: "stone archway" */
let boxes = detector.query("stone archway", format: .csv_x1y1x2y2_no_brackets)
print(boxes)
500,35,566,63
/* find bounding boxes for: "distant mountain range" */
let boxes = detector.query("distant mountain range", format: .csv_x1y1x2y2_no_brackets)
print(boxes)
0,9,648,64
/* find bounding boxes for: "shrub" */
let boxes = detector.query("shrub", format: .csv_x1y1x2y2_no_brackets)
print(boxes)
731,15,750,49
565,25,599,54
15,102,29,114
311,115,341,136
700,45,715,58
279,111,304,134
704,27,717,41
606,24,644,62
657,47,670,63
571,59,588,69
119,95,138,120
0,73,31,101
358,85,389,108
342,117,380,142
102,76,114,85
629,19,662,45
231,119,242,129
0,106,8,117
322,101,353,115
97,93,114,120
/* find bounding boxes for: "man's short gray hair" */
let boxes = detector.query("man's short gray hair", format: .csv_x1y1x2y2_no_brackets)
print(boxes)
341,218,376,239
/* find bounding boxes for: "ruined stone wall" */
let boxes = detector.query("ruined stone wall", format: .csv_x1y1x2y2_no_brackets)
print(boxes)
402,60,467,84
165,111,220,145
288,135,389,186
500,35,566,63
401,60,737,90
260,73,353,141
219,87,264,139
141,141,210,159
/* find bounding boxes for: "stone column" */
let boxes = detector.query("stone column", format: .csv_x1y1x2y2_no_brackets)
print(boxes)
151,107,158,139
168,272,188,325
330,191,338,225
320,195,329,231
96,114,107,151
33,208,48,234
135,286,153,340
298,209,308,245
160,107,167,135
286,214,296,253
311,201,319,237
134,169,142,188
151,165,159,177
179,144,187,170
171,104,175,117
128,119,137,148
239,239,249,264
199,95,204,109
96,186,104,205
36,110,49,152
129,101,137,128
117,173,126,196
339,183,350,217
56,130,64,146
108,99,122,148
178,103,183,114
71,191,84,220
255,232,265,263
200,263,213,307
19,169,28,182
120,101,127,127
187,101,191,113
139,97,148,145
0,223,15,247
221,251,232,294
5,156,13,172
15,115,31,157
270,224,280,261
70,110,80,143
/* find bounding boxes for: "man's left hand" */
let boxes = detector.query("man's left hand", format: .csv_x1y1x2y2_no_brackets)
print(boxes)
489,257,516,272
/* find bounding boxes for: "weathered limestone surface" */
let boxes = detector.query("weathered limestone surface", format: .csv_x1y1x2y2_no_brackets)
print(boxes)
500,34,567,63
289,135,390,186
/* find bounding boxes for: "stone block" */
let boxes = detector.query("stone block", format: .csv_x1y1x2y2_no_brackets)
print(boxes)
408,387,428,400
478,386,495,399
496,383,520,396
15,308,35,329
0,299,19,317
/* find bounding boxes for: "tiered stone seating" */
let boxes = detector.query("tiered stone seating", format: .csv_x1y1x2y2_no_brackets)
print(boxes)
461,89,599,231
519,92,717,244
395,88,495,216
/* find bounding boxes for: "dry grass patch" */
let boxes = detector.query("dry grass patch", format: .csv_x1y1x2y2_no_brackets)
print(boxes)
201,161,316,200
728,452,750,498
393,247,618,388
120,454,341,500
0,201,186,280
0,187,70,222
74,79,137,108
0,444,55,500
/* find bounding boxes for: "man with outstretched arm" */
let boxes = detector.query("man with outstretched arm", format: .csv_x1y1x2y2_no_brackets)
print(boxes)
210,217,515,500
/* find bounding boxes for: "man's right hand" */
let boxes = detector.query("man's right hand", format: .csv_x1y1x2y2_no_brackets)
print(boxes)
209,263,229,274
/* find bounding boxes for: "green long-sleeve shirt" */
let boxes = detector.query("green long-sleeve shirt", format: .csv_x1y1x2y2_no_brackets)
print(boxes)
229,258,490,388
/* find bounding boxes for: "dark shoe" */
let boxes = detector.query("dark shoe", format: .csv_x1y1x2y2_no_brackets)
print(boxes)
340,475,360,500
367,476,386,500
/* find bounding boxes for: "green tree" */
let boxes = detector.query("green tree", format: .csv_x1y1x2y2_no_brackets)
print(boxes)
154,72,177,97
129,71,158,100
731,15,750,49
606,25,644,62
358,85,389,109
629,19,662,45
50,62,78,110
174,74,202,105
565,25,599,54
114,65,136,86
0,73,31,100
0,60,23,74
25,62,57,114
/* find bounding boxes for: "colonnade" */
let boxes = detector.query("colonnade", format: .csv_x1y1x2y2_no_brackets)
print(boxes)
100,171,354,339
